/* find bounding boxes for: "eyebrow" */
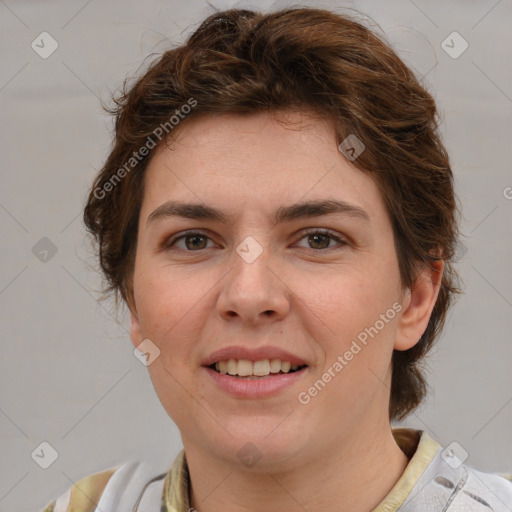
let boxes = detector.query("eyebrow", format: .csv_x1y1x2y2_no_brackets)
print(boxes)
146,199,370,227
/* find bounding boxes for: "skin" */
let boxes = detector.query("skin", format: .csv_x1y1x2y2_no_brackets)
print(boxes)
129,110,443,512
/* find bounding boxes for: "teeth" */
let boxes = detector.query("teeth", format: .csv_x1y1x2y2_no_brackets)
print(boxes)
237,359,253,377
269,359,281,373
253,360,270,376
213,358,304,377
227,359,237,375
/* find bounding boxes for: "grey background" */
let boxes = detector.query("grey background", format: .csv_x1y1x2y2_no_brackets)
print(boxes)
1,0,511,510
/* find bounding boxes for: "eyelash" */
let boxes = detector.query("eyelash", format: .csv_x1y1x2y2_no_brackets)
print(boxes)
164,228,348,254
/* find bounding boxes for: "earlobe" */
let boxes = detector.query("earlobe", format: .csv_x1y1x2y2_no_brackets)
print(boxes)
128,297,143,349
130,312,143,349
394,260,444,351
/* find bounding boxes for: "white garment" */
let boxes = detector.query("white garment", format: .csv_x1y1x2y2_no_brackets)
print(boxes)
41,442,512,511
399,449,512,511
89,449,512,511
91,460,166,512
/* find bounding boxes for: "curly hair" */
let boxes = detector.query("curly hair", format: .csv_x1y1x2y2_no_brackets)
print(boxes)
83,7,460,421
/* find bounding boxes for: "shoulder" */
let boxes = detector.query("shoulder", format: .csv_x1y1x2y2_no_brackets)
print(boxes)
40,460,167,512
464,465,512,508
40,464,120,512
401,444,512,511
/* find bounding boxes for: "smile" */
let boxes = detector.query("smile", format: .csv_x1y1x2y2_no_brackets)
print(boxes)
210,358,307,378
204,361,308,398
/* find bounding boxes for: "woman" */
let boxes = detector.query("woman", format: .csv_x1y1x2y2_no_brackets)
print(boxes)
42,6,512,512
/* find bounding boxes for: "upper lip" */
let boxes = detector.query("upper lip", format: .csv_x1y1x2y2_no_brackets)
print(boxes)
202,345,308,367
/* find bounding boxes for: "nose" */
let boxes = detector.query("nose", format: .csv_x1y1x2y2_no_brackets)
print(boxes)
216,241,291,325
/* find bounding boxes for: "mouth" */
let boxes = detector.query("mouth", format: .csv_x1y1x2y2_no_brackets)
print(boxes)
201,346,310,397
208,358,308,379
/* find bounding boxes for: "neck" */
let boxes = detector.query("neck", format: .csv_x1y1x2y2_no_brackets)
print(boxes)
183,424,409,512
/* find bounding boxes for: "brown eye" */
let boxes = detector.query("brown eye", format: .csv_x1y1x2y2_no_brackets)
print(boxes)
296,229,347,252
166,231,214,251
184,234,208,250
308,233,331,250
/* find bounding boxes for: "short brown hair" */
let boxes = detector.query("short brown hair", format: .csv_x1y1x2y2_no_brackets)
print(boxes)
83,7,460,420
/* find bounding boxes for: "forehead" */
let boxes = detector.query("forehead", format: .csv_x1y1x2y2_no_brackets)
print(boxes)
140,111,387,225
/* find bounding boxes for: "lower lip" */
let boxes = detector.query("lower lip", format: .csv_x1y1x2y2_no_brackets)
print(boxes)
203,366,308,399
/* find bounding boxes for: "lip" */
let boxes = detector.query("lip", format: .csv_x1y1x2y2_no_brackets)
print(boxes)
204,365,308,399
202,345,308,367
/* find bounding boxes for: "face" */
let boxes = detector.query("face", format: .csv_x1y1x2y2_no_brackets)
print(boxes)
129,111,422,469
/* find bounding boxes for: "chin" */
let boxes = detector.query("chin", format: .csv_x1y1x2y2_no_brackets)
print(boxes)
202,418,311,471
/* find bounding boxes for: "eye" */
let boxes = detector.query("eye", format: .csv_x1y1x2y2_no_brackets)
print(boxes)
165,230,216,251
295,229,347,252
164,228,348,253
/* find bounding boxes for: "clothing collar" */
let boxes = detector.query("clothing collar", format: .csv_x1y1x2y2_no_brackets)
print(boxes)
161,428,440,512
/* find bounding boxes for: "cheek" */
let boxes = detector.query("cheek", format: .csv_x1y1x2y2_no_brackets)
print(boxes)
134,262,210,337
311,270,395,331
308,264,400,368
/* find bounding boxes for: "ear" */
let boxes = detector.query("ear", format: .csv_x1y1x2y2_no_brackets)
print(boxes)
394,259,444,351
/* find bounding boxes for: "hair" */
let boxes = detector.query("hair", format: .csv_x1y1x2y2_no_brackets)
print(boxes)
83,7,460,421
